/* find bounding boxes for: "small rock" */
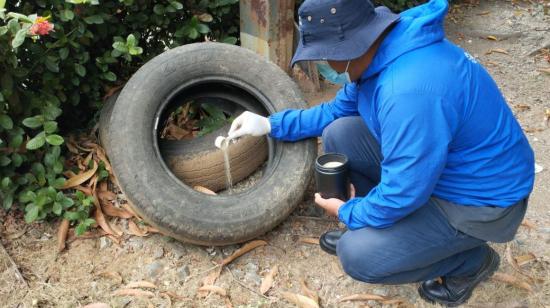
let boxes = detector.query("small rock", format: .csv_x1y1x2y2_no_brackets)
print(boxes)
146,261,164,279
222,245,238,256
177,265,191,281
205,246,216,256
171,245,186,260
535,163,544,174
372,287,389,296
153,246,164,259
243,262,261,286
99,237,112,250
127,237,143,251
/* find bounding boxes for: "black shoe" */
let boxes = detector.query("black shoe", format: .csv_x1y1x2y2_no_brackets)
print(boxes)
319,229,345,256
418,245,500,307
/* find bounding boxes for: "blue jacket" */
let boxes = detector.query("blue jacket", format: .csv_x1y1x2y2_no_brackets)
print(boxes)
268,0,535,230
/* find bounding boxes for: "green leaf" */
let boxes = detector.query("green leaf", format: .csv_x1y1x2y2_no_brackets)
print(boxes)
26,132,46,150
0,114,13,129
52,178,65,189
0,26,8,36
75,64,86,77
7,12,33,23
0,0,5,9
43,121,58,134
23,115,44,128
60,196,74,208
45,57,60,73
75,222,87,235
61,9,74,21
197,23,210,34
153,4,164,15
170,1,183,10
52,202,62,215
188,28,199,39
3,193,13,209
44,105,62,120
7,19,20,34
63,211,80,221
24,203,39,223
222,36,238,45
103,72,116,81
112,41,128,53
9,134,23,148
0,155,11,166
126,34,136,47
46,134,64,146
128,46,143,56
84,15,104,24
59,48,69,60
11,153,23,167
12,28,27,49
20,191,36,203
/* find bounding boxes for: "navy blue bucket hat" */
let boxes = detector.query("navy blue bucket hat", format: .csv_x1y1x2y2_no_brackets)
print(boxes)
291,0,400,67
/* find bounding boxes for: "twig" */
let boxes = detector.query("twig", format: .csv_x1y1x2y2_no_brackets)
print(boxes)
226,267,271,301
0,240,29,288
292,215,339,223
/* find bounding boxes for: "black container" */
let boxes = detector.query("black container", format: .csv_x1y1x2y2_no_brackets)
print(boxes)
314,153,350,200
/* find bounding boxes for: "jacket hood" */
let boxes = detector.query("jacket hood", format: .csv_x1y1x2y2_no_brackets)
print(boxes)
362,0,449,79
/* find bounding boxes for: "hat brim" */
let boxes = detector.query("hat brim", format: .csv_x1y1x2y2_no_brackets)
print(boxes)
291,7,400,67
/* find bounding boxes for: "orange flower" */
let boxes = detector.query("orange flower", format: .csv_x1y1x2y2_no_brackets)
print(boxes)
29,16,54,36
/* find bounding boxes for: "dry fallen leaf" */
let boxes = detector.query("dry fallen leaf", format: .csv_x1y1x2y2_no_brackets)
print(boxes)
128,220,149,237
520,219,536,230
515,253,536,266
113,288,155,298
57,219,70,253
492,272,533,292
506,243,534,280
194,186,217,195
260,265,278,295
486,48,509,55
486,35,498,41
97,271,123,284
198,285,227,297
61,161,98,189
126,281,157,289
298,237,319,245
82,303,110,308
538,68,550,75
161,291,191,301
101,201,134,219
514,104,531,112
281,291,319,308
197,266,223,298
477,10,491,15
221,240,267,266
339,293,405,305
300,279,319,304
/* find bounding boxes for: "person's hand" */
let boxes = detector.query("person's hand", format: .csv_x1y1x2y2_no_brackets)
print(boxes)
227,111,271,140
314,184,356,217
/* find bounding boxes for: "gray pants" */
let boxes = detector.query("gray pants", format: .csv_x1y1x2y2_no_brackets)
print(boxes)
323,117,489,284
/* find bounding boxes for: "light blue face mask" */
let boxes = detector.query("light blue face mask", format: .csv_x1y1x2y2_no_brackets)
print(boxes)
316,60,351,85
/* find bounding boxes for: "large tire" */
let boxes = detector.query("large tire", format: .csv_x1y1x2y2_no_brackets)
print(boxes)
101,93,268,192
106,42,316,245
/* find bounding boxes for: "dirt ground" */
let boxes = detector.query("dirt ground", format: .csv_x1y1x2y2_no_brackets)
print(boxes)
1,1,549,307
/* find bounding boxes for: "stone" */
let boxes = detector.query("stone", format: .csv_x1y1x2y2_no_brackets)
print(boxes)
146,261,164,279
99,237,112,250
243,262,261,286
153,246,164,259
177,265,191,281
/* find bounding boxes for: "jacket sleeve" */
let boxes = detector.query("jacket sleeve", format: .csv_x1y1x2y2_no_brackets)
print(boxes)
268,83,360,141
338,93,459,229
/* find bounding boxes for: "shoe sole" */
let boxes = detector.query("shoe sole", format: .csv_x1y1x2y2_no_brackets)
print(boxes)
418,247,501,307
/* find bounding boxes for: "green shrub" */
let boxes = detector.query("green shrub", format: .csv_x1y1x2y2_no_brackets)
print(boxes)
0,0,238,234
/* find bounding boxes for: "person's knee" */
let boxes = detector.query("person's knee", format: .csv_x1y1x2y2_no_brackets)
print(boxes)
337,230,391,283
322,117,361,153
